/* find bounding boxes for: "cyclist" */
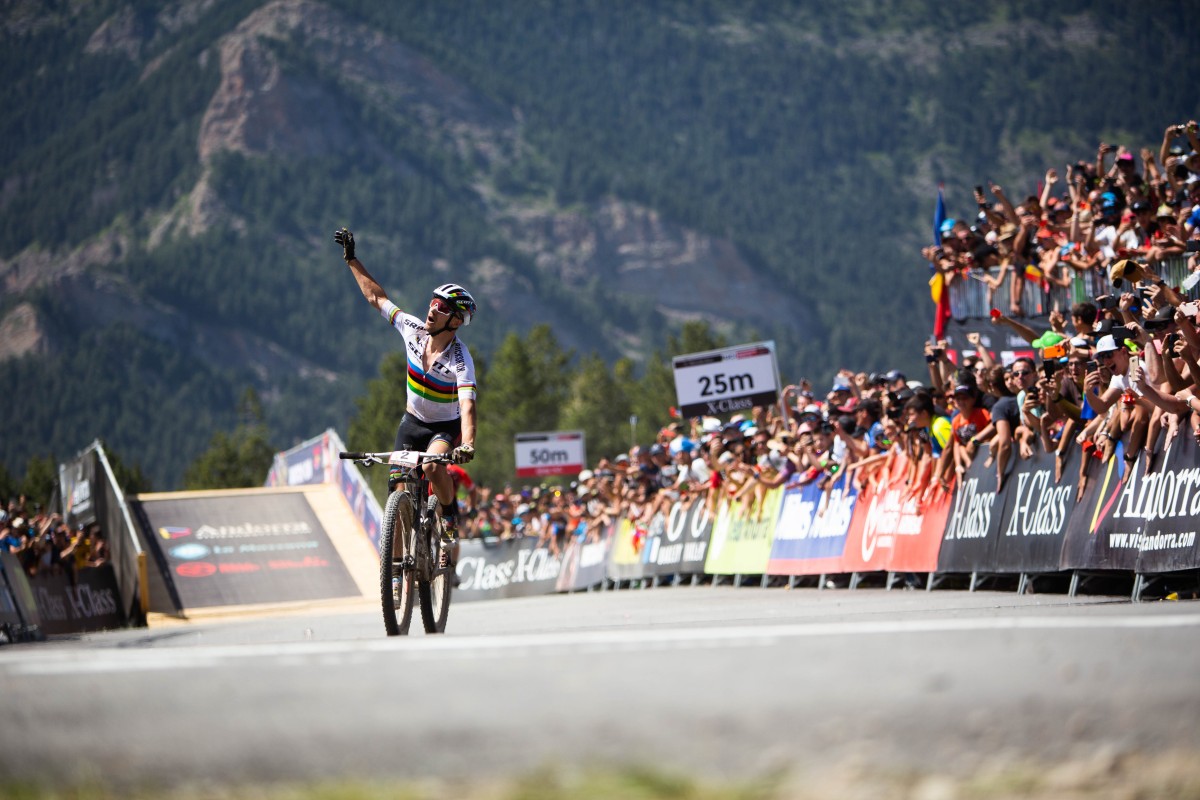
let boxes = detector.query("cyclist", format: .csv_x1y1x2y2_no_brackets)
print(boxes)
334,227,477,542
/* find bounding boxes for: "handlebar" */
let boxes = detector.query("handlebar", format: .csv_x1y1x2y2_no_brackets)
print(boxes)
338,450,455,467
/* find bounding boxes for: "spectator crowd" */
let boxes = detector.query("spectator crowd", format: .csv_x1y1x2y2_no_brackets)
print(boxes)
1,496,110,581
444,119,1200,550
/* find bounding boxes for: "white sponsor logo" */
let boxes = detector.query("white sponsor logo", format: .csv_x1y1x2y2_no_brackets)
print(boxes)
194,521,313,539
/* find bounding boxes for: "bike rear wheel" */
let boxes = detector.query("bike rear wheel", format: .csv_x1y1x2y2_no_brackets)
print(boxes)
418,500,453,634
379,491,416,636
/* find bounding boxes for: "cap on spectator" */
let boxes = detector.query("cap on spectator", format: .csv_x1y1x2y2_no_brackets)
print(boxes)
1117,152,1135,163
884,369,906,383
701,417,722,433
1100,192,1119,211
669,437,697,456
1130,199,1151,213
1069,336,1090,349
730,414,747,423
717,451,736,465
939,218,957,235
830,378,851,392
1108,258,1147,286
767,439,789,452
614,454,630,464
797,421,818,435
13,517,25,529
1031,331,1065,349
578,469,594,482
1095,335,1120,354
648,443,664,456
1157,205,1175,219
837,397,858,413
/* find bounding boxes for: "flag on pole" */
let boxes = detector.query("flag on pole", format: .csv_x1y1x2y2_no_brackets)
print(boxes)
931,183,952,338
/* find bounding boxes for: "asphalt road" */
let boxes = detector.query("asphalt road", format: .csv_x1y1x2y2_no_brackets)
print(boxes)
1,586,1198,790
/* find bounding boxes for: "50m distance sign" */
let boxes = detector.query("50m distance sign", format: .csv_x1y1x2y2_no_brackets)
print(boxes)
672,342,779,419
515,431,586,478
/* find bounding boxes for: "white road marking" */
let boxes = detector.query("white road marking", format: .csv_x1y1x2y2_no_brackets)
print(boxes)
3,612,1199,676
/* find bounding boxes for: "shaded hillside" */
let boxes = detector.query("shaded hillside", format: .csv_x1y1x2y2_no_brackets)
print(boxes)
2,0,1198,486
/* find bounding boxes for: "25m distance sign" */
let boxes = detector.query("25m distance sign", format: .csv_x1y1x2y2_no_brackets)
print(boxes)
672,341,779,419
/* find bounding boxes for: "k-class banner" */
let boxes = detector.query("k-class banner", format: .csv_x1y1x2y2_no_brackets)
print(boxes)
1063,430,1200,574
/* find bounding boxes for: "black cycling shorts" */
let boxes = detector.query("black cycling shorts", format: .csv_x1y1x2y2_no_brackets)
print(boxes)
394,413,461,452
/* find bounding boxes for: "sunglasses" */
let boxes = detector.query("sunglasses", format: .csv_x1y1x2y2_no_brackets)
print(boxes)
1011,369,1033,377
430,297,455,315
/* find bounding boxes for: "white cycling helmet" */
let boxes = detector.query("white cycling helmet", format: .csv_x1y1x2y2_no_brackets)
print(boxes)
432,283,477,326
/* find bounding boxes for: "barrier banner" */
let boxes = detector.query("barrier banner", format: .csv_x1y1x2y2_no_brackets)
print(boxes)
1063,431,1200,573
555,527,612,592
455,537,563,600
767,473,857,575
935,444,1007,573
27,565,126,635
704,487,783,575
842,453,949,573
676,495,714,574
643,495,715,576
607,519,649,581
133,491,359,608
992,446,1081,573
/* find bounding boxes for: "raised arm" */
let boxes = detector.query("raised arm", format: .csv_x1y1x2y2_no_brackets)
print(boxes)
334,228,390,311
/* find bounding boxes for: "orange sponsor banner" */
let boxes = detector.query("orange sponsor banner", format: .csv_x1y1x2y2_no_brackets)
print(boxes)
841,452,951,573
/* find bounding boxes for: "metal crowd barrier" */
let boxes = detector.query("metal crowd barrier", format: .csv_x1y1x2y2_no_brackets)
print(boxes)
948,255,1195,321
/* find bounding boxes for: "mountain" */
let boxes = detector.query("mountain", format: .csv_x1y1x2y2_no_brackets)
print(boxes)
2,0,1197,488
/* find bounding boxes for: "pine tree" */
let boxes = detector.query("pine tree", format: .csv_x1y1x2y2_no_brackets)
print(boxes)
181,389,275,490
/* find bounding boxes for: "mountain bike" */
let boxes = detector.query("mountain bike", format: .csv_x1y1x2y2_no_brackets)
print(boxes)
339,449,456,635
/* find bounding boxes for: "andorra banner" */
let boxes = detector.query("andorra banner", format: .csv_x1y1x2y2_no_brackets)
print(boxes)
704,487,784,575
842,452,949,573
1063,429,1200,574
767,473,857,575
134,490,359,609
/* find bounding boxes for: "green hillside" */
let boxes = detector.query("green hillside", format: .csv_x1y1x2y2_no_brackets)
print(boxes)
2,0,1198,488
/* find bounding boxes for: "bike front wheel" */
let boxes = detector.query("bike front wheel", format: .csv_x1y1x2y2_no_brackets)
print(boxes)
379,491,416,636
418,514,453,634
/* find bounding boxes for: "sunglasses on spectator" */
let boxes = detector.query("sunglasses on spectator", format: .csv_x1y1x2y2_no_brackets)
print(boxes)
1011,369,1033,377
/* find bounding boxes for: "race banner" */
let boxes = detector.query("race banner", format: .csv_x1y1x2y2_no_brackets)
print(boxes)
677,495,714,574
704,487,784,575
767,473,857,575
842,452,950,573
133,490,360,609
27,565,126,636
673,341,780,419
0,552,41,634
1063,431,1200,573
639,494,713,576
455,537,564,600
555,527,612,592
514,431,586,478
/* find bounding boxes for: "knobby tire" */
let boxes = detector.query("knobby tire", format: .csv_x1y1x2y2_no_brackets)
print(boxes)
418,496,452,633
380,491,416,636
